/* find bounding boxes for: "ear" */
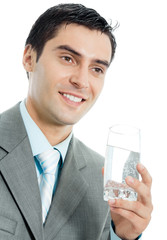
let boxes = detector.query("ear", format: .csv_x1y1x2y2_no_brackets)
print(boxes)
22,44,36,72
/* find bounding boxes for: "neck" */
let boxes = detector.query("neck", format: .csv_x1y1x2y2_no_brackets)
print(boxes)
39,124,72,146
25,101,73,146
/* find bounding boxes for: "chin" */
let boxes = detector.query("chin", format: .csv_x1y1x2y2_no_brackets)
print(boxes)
59,116,83,126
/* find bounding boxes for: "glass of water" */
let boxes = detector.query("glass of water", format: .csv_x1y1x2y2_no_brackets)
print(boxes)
104,124,141,201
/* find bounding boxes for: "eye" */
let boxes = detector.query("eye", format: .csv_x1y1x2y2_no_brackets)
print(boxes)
62,56,73,63
92,67,104,74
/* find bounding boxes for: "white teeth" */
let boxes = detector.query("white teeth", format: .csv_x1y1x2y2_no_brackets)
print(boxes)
63,93,83,103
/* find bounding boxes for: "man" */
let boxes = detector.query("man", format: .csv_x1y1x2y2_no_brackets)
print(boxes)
0,3,152,240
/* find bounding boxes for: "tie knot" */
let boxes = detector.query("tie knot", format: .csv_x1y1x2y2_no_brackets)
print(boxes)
37,149,60,175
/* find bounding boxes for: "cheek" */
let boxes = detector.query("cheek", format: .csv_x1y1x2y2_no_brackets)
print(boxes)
42,62,71,88
91,80,104,100
30,71,51,102
34,65,55,93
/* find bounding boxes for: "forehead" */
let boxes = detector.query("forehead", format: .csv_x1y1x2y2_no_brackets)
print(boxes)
44,23,112,62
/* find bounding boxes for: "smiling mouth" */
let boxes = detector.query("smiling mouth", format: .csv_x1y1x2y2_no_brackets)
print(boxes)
59,92,86,103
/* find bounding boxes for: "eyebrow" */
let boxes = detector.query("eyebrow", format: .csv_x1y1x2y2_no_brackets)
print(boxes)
55,45,110,68
56,45,81,57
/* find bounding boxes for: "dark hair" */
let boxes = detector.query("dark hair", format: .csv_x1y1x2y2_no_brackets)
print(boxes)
25,3,117,62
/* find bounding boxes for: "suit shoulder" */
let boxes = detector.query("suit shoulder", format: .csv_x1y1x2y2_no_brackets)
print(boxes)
73,137,104,166
0,103,20,121
0,103,27,153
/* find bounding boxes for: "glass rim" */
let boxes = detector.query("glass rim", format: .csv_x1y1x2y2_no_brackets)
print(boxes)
109,124,140,136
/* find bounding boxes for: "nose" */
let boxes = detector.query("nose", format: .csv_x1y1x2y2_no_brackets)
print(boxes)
69,66,89,89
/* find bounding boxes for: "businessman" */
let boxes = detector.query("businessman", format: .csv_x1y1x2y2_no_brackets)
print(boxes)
0,3,153,240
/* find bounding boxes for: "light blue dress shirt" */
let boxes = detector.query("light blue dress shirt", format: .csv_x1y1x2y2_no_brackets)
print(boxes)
19,100,128,240
19,100,72,187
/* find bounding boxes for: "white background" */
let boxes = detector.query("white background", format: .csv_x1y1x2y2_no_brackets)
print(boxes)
0,0,166,238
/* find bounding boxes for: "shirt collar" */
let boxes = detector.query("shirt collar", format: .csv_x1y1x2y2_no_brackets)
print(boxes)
19,100,72,161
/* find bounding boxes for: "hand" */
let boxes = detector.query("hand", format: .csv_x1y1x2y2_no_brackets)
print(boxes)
106,163,153,240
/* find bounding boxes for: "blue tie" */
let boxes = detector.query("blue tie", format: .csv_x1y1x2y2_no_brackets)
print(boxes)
37,148,60,223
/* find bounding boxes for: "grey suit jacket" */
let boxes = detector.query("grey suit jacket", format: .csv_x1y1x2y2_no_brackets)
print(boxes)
0,103,111,240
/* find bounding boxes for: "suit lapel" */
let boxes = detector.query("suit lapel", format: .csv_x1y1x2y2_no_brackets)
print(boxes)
0,104,44,240
44,137,89,239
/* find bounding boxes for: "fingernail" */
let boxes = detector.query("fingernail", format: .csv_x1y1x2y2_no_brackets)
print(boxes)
138,163,145,171
127,176,135,184
109,199,116,205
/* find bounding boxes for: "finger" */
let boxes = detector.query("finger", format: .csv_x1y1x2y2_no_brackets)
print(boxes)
108,204,149,234
108,199,150,219
137,163,152,188
102,167,104,176
126,176,152,207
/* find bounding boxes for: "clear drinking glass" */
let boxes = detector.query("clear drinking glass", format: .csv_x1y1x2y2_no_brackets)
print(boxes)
103,124,141,201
